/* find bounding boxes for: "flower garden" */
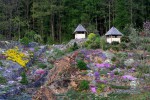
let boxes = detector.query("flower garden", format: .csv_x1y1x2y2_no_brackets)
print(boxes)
0,32,150,100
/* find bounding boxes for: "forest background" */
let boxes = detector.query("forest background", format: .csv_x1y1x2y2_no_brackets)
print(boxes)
0,0,149,44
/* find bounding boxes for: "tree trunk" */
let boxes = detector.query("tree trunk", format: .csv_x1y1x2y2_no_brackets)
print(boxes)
51,14,54,41
130,0,133,25
109,1,111,29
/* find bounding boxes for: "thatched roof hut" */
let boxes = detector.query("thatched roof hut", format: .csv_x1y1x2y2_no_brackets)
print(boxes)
73,24,87,39
105,27,123,43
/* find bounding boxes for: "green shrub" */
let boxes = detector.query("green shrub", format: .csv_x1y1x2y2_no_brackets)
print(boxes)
108,93,130,99
121,36,130,43
71,42,79,51
53,48,65,58
104,43,111,50
110,85,130,89
0,34,5,40
100,37,106,50
88,33,96,41
25,30,36,41
137,65,150,74
88,42,100,49
129,42,137,50
111,41,119,45
79,80,89,91
20,37,31,45
0,76,7,84
77,60,87,70
85,34,100,49
46,37,54,45
114,71,120,75
99,69,109,75
0,61,3,66
96,83,106,94
146,46,150,52
34,34,43,43
111,57,117,62
111,46,119,51
119,42,127,50
38,63,47,69
20,72,28,85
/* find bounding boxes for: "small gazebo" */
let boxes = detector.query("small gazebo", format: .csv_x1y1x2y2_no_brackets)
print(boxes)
105,27,123,43
73,24,87,39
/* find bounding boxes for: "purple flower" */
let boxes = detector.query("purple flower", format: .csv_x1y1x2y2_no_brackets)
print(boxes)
94,71,100,77
96,63,105,68
29,48,34,51
90,86,97,93
122,75,137,81
96,63,111,68
104,63,111,68
35,69,45,75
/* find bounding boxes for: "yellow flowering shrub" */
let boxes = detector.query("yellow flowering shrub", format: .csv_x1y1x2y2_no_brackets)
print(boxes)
3,47,29,68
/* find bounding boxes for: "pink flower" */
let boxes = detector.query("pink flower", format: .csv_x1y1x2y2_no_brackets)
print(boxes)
122,75,136,81
29,48,34,52
104,63,111,68
96,63,111,68
96,63,105,68
90,86,97,93
36,69,45,75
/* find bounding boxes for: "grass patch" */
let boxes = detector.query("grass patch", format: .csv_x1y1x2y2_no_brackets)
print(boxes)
77,60,87,70
78,80,89,91
38,63,47,69
0,76,7,84
110,85,130,89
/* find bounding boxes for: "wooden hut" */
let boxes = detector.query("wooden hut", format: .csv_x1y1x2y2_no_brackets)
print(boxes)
73,24,87,39
105,27,123,43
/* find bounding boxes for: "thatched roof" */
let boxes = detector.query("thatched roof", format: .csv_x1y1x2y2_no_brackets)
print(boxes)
74,24,87,33
105,27,123,36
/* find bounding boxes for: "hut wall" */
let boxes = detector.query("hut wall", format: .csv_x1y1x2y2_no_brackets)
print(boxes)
75,34,86,39
106,37,121,43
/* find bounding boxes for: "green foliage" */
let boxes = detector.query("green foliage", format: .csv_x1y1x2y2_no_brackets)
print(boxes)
108,93,130,100
111,57,117,62
46,37,55,45
25,30,36,41
99,69,109,75
96,83,106,94
71,42,79,51
85,33,100,49
111,46,119,51
111,41,119,45
137,65,150,74
88,33,96,41
121,36,130,43
79,80,89,91
34,34,43,43
105,43,111,50
77,60,87,70
119,42,127,50
0,76,7,84
0,34,5,40
0,61,3,66
38,63,47,69
20,71,28,85
114,71,120,75
147,46,150,52
100,37,106,50
53,48,65,58
129,42,137,50
20,37,31,45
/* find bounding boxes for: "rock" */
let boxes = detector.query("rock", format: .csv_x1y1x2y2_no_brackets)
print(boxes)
66,39,87,48
124,59,134,66
28,42,38,47
103,51,115,59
